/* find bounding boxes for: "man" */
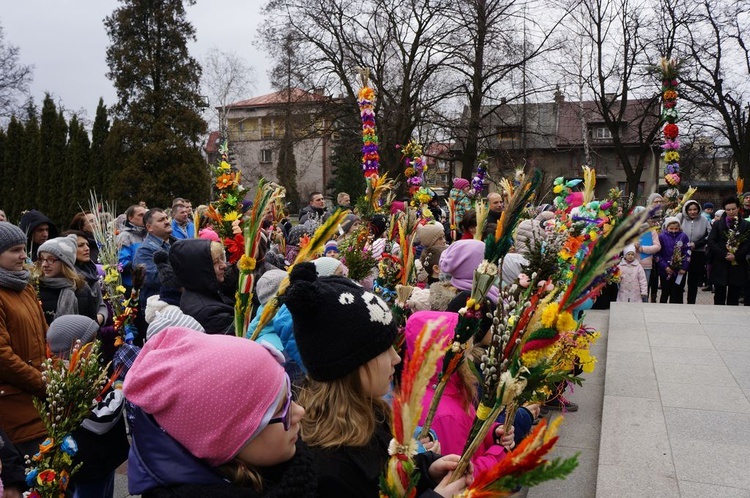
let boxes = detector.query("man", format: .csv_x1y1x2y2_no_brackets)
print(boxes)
170,198,195,240
134,208,174,309
18,209,58,262
299,191,329,223
117,204,148,294
740,192,750,219
336,192,351,211
707,197,750,305
487,192,503,224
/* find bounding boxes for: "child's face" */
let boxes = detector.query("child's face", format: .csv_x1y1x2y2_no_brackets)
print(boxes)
625,251,636,262
666,222,680,234
325,250,339,259
236,378,305,467
360,346,401,398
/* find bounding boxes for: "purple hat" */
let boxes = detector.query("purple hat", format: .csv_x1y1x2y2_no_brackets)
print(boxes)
453,178,470,190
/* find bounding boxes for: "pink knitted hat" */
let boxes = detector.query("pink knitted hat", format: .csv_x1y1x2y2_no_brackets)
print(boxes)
453,178,470,190
439,239,499,302
123,327,285,466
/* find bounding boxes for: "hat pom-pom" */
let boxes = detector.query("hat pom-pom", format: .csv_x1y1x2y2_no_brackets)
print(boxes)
289,262,318,284
154,250,169,265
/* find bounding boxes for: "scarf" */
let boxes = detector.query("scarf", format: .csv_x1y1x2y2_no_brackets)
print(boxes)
76,261,100,286
41,276,79,318
0,266,31,291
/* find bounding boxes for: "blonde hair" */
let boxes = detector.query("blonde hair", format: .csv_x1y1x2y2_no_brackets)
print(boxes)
298,367,390,449
210,241,225,262
217,459,264,492
37,253,85,290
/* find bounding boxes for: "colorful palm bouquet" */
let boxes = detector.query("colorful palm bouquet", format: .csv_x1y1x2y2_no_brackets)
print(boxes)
726,220,750,266
206,141,247,244
340,225,379,282
234,179,286,336
26,341,112,498
380,318,451,498
659,57,682,187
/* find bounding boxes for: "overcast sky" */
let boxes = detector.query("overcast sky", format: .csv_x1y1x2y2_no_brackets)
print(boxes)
1,0,272,123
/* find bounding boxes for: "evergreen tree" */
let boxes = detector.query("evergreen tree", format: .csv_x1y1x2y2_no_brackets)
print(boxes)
0,128,5,214
65,115,91,221
277,132,300,212
89,98,111,196
104,0,210,207
39,95,69,223
20,104,40,215
3,116,23,220
328,125,366,203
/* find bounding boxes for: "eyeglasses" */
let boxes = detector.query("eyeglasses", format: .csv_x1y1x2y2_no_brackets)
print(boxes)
268,373,293,431
39,257,59,265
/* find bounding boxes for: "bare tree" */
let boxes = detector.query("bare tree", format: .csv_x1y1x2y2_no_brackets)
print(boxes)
443,0,571,179
201,47,256,138
674,0,750,181
260,0,458,177
562,0,662,196
0,22,33,118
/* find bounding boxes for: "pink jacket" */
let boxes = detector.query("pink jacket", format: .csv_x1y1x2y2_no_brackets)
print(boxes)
617,259,648,302
405,311,507,475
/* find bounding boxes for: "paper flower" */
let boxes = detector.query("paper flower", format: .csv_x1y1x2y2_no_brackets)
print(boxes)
663,123,679,139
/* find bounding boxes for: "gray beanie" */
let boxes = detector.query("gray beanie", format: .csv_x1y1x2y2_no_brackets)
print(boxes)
313,256,342,277
0,222,27,255
47,315,99,357
146,305,205,341
255,269,287,304
38,234,78,268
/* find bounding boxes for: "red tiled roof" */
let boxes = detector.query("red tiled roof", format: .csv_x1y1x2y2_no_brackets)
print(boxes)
226,88,327,109
204,131,222,153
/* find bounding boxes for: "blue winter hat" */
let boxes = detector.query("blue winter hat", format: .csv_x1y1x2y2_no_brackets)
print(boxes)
702,202,714,209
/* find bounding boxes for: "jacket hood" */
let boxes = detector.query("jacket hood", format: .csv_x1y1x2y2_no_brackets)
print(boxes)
19,210,59,240
169,239,220,292
127,406,226,495
682,200,702,218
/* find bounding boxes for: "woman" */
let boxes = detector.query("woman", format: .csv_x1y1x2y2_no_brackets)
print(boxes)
678,200,710,304
169,239,234,334
284,263,471,497
37,234,100,325
0,222,48,456
69,211,100,264
65,230,108,328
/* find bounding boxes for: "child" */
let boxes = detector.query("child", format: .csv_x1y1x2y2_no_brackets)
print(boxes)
46,315,129,498
617,244,648,303
656,217,691,304
283,263,471,497
405,311,516,474
123,327,315,497
323,240,340,259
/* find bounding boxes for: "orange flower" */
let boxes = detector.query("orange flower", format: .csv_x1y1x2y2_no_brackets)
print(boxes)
215,173,235,190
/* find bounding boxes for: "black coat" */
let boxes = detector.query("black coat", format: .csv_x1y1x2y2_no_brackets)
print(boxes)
169,239,234,334
707,215,750,287
18,210,59,262
38,282,99,325
310,418,442,498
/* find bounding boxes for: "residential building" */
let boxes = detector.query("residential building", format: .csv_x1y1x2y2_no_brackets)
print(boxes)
454,92,662,203
218,88,335,200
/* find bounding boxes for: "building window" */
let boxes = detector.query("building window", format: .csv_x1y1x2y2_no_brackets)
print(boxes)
593,126,613,140
238,122,245,132
439,173,449,184
260,149,273,163
498,126,522,141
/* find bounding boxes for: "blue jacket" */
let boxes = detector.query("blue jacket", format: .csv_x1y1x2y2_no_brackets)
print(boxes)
171,220,195,240
246,304,306,380
117,223,146,287
134,234,171,305
127,407,226,495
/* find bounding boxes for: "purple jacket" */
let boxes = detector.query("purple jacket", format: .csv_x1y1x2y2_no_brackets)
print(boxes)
656,231,691,276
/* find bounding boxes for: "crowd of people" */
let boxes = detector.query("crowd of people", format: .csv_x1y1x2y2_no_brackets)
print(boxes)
1,179,750,498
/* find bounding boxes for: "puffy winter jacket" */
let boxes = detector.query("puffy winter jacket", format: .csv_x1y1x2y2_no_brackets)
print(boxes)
169,239,234,334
